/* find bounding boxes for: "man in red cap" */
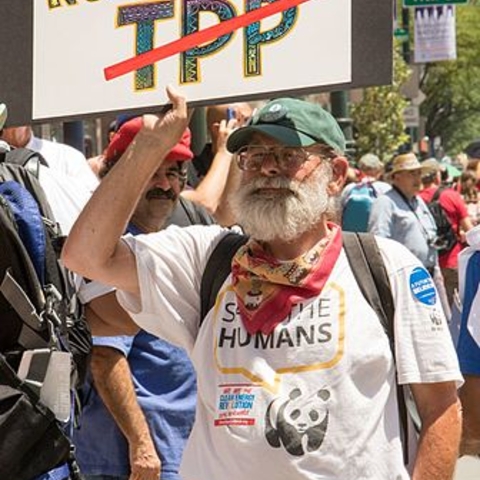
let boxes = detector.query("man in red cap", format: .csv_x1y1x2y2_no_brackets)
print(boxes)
99,117,212,231
72,118,212,480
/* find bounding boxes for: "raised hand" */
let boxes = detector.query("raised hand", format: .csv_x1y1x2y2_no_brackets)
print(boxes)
140,85,191,152
215,117,238,154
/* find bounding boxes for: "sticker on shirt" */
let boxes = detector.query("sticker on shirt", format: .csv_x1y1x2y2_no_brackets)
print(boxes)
215,384,259,427
265,387,330,456
409,267,437,306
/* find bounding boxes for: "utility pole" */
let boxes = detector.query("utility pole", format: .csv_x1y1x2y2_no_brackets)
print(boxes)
330,90,355,162
401,7,410,64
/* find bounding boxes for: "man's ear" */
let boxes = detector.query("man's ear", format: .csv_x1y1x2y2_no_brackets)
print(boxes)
327,156,349,196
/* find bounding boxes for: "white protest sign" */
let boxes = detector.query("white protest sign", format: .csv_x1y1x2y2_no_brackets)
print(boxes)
414,6,457,63
32,0,351,121
0,1,393,125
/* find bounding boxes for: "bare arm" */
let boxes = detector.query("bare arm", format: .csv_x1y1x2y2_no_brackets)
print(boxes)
459,374,480,456
91,344,161,480
411,381,462,480
86,291,139,336
62,87,189,294
458,216,473,244
460,215,474,234
181,118,238,225
213,141,241,227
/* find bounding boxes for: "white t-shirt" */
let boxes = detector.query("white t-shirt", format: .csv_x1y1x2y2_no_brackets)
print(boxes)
117,225,462,480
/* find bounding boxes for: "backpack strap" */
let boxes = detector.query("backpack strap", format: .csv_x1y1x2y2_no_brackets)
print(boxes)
0,163,55,220
0,351,34,393
429,187,458,240
2,147,49,179
367,181,378,198
179,196,198,226
431,186,444,203
200,232,248,324
342,232,409,464
343,232,394,339
0,181,47,283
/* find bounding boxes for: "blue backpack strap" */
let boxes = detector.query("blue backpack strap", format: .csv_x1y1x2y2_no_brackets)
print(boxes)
0,181,46,284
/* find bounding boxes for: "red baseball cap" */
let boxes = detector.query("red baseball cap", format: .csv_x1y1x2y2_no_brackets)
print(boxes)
105,116,194,164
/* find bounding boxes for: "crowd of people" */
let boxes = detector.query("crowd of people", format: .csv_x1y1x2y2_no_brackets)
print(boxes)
1,90,480,480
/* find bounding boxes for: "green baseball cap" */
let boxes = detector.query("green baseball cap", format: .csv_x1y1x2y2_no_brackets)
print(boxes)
0,104,7,130
227,97,345,154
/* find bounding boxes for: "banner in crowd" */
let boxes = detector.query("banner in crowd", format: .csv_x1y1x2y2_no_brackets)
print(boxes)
0,0,393,125
414,6,457,63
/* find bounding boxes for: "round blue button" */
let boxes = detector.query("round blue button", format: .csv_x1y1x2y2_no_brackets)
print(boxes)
409,267,436,306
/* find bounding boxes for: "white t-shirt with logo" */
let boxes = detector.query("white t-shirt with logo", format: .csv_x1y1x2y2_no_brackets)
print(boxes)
117,225,462,480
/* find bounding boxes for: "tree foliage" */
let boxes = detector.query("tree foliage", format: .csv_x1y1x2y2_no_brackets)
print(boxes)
420,5,480,156
350,43,411,164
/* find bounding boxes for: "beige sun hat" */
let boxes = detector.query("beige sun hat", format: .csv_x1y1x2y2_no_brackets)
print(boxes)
390,152,423,175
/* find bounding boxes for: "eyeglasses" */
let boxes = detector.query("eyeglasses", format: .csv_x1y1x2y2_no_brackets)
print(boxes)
234,145,333,172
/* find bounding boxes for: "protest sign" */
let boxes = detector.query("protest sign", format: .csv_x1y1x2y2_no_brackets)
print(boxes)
0,0,392,125
414,6,456,63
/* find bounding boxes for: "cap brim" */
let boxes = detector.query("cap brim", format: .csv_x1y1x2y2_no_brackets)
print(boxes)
227,124,316,152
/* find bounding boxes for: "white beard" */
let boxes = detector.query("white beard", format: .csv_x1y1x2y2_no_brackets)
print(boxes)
231,164,334,242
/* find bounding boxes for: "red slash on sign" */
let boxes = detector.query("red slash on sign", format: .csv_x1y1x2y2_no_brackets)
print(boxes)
104,0,312,81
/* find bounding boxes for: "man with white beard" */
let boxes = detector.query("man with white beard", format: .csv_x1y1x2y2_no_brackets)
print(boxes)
63,89,462,480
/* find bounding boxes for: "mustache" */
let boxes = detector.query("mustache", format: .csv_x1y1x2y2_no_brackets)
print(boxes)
246,176,299,196
145,188,177,201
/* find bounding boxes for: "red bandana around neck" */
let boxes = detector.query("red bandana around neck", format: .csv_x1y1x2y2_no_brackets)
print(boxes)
231,223,342,335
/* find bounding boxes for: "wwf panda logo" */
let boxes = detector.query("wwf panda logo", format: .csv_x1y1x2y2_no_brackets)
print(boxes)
264,387,330,456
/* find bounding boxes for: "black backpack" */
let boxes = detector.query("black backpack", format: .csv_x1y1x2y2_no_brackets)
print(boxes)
0,149,91,384
200,231,413,464
427,187,457,255
0,149,90,479
0,353,76,480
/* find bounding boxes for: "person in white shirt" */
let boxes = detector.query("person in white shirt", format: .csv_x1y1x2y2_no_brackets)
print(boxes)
0,109,93,234
0,124,98,193
63,88,462,480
